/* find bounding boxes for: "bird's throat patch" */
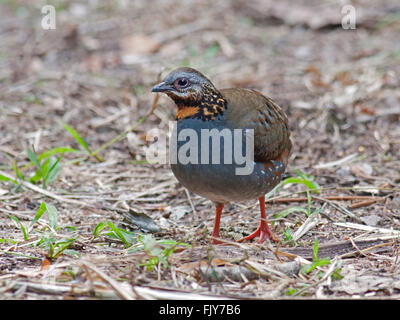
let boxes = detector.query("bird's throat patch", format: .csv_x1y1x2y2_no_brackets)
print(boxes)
175,97,227,121
176,106,200,120
172,85,227,121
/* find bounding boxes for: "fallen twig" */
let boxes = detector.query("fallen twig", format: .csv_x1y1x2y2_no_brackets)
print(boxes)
281,236,398,260
80,260,136,300
270,195,384,204
292,206,322,241
334,222,400,236
348,199,382,209
312,195,365,224
314,153,357,169
184,188,197,215
348,237,368,258
338,241,395,259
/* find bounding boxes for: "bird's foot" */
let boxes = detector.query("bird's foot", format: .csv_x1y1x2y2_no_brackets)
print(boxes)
211,237,229,245
237,221,280,243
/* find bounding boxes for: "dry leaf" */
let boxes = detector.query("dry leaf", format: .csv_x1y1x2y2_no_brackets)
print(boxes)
334,70,357,86
178,258,232,273
41,258,51,271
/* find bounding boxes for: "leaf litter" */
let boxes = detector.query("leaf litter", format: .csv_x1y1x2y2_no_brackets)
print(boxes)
0,0,399,300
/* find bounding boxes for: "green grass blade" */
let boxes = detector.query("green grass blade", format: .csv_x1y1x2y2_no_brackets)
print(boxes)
0,238,17,245
302,258,331,274
40,158,50,187
295,169,321,193
29,170,43,183
29,202,47,230
44,202,58,230
0,174,17,184
37,147,79,162
9,215,28,241
62,249,80,258
27,148,43,173
93,222,107,237
0,249,41,260
156,239,191,247
62,122,104,162
88,112,151,162
313,237,319,261
282,175,321,194
273,206,309,222
283,227,294,243
301,238,331,274
107,221,130,247
265,182,284,200
44,156,62,187
62,122,91,153
11,161,25,181
52,238,76,258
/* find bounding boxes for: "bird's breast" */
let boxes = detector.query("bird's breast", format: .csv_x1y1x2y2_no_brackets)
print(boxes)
169,118,286,203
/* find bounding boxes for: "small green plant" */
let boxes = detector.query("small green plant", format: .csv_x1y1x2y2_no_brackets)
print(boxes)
281,168,320,190
9,202,79,259
93,221,137,248
284,285,310,296
286,170,320,214
282,226,295,244
330,263,344,281
284,286,297,296
4,146,78,189
34,203,78,259
93,221,191,272
27,147,62,189
273,169,321,223
0,238,17,245
9,215,28,241
301,238,331,274
133,234,191,272
11,159,25,181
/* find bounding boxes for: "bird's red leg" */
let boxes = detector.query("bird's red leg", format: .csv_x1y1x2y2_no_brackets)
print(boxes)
211,203,224,245
238,196,280,243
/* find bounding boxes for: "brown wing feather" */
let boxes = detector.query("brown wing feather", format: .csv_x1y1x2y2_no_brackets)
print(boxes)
221,88,292,163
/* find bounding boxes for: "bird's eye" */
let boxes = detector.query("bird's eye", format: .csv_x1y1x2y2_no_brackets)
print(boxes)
174,77,190,89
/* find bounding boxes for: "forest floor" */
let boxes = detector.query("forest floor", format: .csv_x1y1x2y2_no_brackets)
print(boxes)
0,0,399,299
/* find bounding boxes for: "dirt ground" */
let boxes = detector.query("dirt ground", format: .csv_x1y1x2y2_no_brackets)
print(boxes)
0,0,399,300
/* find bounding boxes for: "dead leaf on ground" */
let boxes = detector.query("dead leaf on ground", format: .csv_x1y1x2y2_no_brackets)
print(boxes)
40,258,51,271
178,258,233,273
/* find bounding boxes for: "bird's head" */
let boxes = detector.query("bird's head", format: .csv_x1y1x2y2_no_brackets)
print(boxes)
152,67,215,103
152,67,227,120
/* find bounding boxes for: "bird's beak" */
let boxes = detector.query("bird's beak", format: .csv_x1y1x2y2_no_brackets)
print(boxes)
151,81,172,93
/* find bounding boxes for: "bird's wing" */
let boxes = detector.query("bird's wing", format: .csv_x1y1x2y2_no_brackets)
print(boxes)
221,88,292,162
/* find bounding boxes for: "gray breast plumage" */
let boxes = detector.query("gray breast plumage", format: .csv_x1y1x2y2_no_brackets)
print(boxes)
169,117,284,204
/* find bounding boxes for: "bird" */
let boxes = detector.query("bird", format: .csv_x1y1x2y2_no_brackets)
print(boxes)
152,67,292,244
